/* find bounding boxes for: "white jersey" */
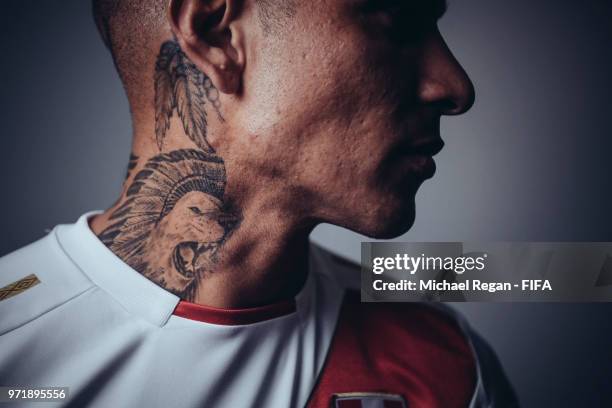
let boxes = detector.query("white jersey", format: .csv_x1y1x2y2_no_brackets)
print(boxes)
0,212,517,407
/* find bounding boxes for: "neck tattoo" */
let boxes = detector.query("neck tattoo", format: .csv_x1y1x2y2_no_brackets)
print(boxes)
98,40,241,301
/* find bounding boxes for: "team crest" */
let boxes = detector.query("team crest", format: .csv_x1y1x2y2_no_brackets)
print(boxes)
332,392,407,408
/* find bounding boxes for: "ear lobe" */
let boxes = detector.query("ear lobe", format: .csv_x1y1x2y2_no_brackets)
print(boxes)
167,0,244,94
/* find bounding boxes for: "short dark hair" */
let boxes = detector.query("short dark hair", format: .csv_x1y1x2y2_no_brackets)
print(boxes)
92,0,297,50
92,0,297,102
92,0,297,113
255,0,297,34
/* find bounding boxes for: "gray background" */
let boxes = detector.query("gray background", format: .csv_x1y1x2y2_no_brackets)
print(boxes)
1,0,611,406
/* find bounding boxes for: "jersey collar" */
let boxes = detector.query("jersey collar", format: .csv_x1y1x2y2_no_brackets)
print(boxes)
56,211,180,326
173,298,296,325
56,211,311,327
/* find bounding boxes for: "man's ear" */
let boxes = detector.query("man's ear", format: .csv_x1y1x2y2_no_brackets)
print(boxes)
167,0,245,94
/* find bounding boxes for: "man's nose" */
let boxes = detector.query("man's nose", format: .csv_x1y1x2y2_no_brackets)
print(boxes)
417,30,475,116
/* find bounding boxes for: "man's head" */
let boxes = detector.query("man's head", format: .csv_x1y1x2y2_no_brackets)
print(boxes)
93,0,474,239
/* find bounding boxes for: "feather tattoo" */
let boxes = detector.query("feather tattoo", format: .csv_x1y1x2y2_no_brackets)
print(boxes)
174,54,211,152
154,42,178,150
154,40,221,153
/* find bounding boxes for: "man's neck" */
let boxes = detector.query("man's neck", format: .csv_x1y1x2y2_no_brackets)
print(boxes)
90,148,312,309
88,39,315,308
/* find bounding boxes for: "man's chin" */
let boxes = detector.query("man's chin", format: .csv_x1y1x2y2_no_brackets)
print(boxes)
350,203,417,240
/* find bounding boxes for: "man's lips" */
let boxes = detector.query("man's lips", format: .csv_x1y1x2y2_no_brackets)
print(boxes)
399,138,445,157
389,137,445,180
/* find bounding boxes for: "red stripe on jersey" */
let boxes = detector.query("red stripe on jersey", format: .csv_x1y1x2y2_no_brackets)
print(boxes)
306,292,477,408
173,299,296,325
336,400,362,408
338,400,402,408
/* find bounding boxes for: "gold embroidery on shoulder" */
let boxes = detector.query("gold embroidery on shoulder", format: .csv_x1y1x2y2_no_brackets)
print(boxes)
0,274,41,301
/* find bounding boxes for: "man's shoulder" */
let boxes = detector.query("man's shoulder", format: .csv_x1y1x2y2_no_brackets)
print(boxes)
309,248,475,373
0,229,94,335
309,243,361,290
341,290,475,365
309,244,468,342
306,289,478,408
308,244,518,407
